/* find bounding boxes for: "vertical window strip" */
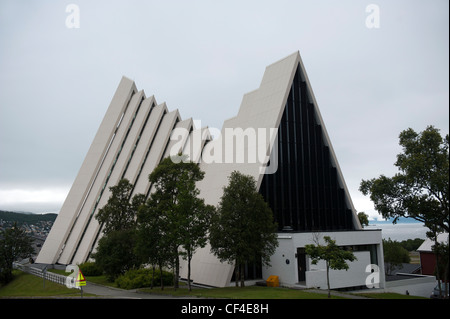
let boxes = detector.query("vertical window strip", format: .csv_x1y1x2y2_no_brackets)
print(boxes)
259,64,355,232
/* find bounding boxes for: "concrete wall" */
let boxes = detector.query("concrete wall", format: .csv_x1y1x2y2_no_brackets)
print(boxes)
306,251,371,289
262,230,385,290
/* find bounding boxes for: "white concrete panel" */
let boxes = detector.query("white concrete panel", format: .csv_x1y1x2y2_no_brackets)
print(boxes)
36,76,136,264
86,97,159,261
165,118,192,158
71,95,156,264
132,110,180,197
183,127,211,164
116,96,156,180
87,226,104,260
306,251,371,289
262,230,384,288
179,243,234,287
58,90,144,264
124,104,166,185
147,118,193,195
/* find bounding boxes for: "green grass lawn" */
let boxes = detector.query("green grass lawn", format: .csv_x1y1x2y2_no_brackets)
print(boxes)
138,286,427,299
0,271,344,299
1,270,428,299
0,270,92,298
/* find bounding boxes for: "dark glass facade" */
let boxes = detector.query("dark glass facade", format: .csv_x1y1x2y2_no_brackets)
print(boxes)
259,65,355,232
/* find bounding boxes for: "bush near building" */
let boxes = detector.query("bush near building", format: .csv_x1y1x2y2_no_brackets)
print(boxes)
115,268,173,290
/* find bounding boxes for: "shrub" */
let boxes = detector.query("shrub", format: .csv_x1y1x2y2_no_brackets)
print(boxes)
115,268,173,289
78,262,103,276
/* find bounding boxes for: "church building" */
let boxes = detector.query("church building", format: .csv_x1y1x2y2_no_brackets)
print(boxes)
36,52,385,290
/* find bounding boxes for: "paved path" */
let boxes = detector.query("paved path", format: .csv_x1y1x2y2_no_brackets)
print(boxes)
305,288,369,299
82,282,195,299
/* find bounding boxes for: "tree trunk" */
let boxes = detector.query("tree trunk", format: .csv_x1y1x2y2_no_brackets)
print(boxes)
159,263,164,290
187,252,192,292
433,235,442,298
445,258,449,298
174,249,180,290
151,265,155,289
234,263,239,287
240,263,245,288
326,261,331,298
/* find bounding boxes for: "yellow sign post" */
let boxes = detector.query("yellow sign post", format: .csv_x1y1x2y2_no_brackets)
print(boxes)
76,270,86,287
75,269,86,297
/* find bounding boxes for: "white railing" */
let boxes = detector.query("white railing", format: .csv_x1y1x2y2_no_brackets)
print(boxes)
13,262,68,286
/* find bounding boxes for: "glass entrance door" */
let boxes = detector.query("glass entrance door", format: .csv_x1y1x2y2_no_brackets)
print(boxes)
297,248,306,282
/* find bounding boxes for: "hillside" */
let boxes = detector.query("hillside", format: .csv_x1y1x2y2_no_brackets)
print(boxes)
0,210,57,225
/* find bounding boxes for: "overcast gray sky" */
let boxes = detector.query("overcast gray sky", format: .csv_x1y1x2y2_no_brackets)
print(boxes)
0,0,448,220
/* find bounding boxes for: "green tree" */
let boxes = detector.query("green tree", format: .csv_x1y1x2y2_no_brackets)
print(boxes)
399,238,424,251
93,178,145,280
95,178,145,234
135,199,172,290
144,154,207,290
382,238,410,275
92,229,140,281
178,189,215,291
209,171,278,287
0,223,34,284
305,235,357,298
358,212,369,228
360,126,449,233
360,126,449,290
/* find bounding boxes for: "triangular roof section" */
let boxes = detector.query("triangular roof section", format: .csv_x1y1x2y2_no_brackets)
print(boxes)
186,51,361,286
417,233,449,252
197,51,359,228
259,53,362,231
196,52,299,204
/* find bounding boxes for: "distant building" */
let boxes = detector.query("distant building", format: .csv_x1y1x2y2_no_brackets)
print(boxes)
36,52,385,289
417,233,449,276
